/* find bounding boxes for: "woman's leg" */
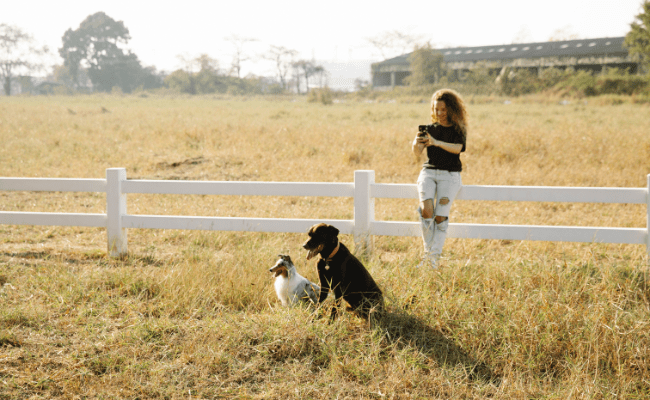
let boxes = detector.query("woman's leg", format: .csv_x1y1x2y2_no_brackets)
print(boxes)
416,170,438,266
418,198,435,256
429,172,462,258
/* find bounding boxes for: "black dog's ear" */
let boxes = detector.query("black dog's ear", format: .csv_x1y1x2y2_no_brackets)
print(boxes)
279,254,292,262
326,225,340,238
308,223,327,236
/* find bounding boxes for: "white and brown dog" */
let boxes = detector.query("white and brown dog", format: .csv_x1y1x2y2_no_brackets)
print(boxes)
269,254,320,306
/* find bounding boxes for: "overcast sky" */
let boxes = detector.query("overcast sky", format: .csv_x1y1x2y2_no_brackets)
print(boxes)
4,0,645,79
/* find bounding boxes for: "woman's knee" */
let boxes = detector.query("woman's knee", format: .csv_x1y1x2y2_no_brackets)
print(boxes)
420,200,434,219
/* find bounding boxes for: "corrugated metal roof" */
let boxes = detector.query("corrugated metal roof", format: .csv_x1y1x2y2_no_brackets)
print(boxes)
375,37,627,66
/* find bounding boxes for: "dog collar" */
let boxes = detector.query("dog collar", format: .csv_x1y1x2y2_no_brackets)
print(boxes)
323,242,340,270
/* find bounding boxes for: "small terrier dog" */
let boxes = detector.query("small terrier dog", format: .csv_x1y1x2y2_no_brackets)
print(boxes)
269,254,320,306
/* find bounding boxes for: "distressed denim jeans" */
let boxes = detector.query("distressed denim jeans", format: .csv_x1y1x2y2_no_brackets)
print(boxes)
416,169,462,261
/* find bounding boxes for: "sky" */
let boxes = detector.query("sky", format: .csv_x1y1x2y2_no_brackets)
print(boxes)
4,0,645,89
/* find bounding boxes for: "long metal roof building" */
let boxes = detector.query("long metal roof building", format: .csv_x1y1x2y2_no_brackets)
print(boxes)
371,36,637,88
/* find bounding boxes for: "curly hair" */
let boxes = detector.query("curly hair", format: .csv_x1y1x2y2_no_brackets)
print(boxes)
430,89,468,137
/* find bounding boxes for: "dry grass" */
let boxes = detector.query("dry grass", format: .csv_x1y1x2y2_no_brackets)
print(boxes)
1,93,649,399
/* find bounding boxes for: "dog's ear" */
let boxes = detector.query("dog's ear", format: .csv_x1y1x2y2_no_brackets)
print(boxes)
308,223,327,236
325,224,339,238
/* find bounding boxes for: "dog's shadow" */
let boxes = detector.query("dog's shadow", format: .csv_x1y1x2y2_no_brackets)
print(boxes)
374,309,500,385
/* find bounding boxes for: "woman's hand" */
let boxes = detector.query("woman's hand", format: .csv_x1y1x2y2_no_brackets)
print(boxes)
415,132,462,155
412,132,429,159
413,133,431,147
427,135,438,147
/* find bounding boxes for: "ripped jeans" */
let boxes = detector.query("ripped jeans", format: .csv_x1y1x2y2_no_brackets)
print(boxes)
416,169,462,260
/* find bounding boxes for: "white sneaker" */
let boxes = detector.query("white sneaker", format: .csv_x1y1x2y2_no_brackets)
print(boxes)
416,256,438,269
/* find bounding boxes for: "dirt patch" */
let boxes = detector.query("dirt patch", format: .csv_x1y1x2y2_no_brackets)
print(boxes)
156,156,207,169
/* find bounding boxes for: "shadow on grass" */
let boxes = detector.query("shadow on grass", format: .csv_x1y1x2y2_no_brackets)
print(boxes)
100,253,165,268
2,251,53,260
2,250,164,268
375,310,500,385
2,250,103,264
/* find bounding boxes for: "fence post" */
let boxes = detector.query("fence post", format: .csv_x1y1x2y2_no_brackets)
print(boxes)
354,170,374,257
106,168,127,257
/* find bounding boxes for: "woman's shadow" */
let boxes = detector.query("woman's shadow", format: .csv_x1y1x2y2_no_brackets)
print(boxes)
374,307,500,385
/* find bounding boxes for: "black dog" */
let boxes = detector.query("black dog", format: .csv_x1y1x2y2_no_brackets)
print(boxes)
303,223,384,319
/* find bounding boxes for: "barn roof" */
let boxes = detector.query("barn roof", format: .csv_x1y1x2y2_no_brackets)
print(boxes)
375,37,627,66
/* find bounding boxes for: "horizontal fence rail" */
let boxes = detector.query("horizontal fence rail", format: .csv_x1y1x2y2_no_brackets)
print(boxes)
123,215,355,234
373,183,648,204
0,178,107,193
1,169,648,260
121,180,355,197
0,212,107,228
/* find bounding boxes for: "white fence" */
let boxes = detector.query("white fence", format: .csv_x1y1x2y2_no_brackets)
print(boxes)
1,169,649,260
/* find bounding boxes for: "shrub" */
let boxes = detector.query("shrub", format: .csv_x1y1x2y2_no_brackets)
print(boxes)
500,68,539,96
559,70,597,97
538,67,571,89
307,87,333,105
164,70,195,94
595,68,648,95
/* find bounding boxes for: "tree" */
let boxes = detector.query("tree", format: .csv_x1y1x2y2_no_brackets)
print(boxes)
51,64,90,90
59,12,156,92
225,35,257,78
366,30,426,60
164,69,195,94
548,26,579,42
512,26,534,44
313,65,328,88
59,27,86,88
264,45,297,90
90,51,145,92
165,54,237,94
193,54,224,94
0,24,48,95
195,54,219,74
404,44,444,87
292,59,325,93
624,0,650,72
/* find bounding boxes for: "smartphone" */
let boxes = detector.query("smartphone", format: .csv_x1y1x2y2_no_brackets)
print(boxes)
418,125,429,137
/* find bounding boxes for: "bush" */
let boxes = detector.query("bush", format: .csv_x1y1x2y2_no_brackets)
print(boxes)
307,87,333,105
163,69,266,95
595,68,647,95
500,68,539,96
164,70,195,94
538,68,572,89
554,70,597,97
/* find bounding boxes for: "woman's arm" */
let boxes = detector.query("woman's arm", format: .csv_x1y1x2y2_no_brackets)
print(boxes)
428,137,463,154
412,134,427,160
412,131,463,161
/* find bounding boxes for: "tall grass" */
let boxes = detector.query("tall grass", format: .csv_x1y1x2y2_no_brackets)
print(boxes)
0,94,649,398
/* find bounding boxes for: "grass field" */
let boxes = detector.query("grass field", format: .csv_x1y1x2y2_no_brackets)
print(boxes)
1,93,649,399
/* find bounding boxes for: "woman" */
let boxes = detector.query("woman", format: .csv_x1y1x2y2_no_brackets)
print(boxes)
412,89,467,268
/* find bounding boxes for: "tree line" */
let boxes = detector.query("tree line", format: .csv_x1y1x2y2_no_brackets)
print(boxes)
1,12,329,96
2,2,650,97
